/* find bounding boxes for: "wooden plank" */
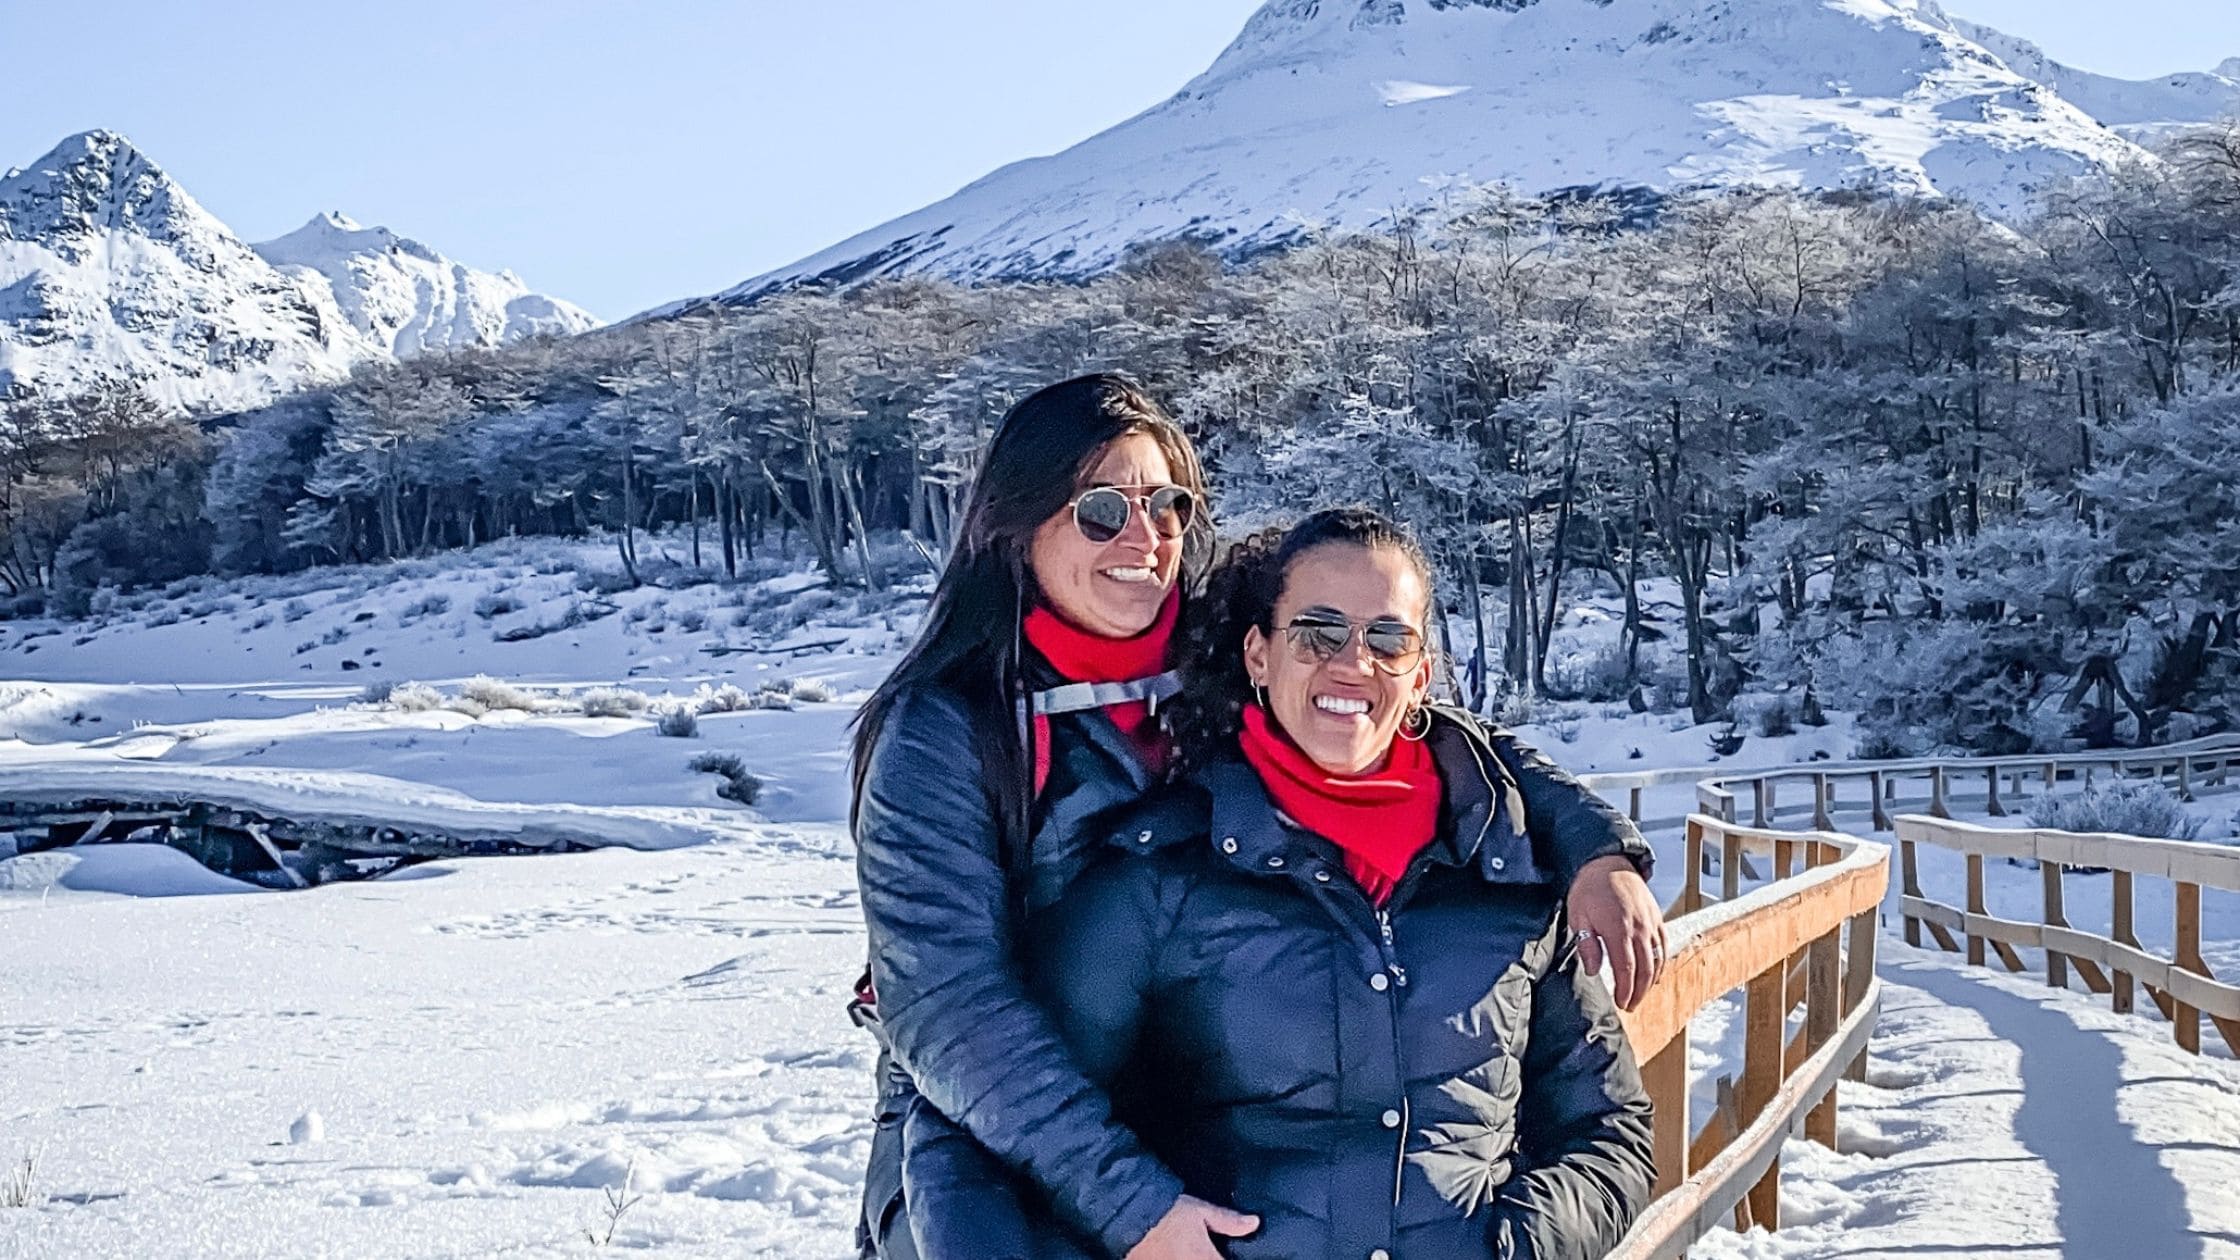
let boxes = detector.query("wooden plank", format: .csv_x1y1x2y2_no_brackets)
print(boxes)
2113,870,2137,1015
1871,769,1891,832
1901,838,1922,947
2043,860,2069,990
1804,928,1842,1148
1643,1038,1689,1198
1843,909,1878,1084
1723,832,1743,904
2176,882,2203,1055
1966,854,1988,968
1741,965,1786,1231
1682,818,1706,917
1985,767,2006,817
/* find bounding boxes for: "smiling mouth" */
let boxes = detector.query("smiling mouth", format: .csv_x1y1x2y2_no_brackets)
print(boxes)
1100,565,1159,584
1312,694,1371,717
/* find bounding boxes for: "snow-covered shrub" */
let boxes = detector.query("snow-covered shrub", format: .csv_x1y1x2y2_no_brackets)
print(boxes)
688,752,762,805
472,593,524,620
282,598,312,623
1548,717,1582,744
319,626,349,646
677,609,707,634
750,689,796,712
575,569,636,596
1494,692,1536,728
1739,694,1796,738
2028,781,2203,841
655,707,700,738
458,675,544,713
401,593,450,620
357,680,396,705
579,688,650,719
389,683,446,712
1545,645,1632,704
791,679,835,704
692,684,754,715
1854,727,1919,760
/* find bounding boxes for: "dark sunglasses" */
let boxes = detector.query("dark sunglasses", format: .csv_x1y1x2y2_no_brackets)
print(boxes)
1282,609,1427,675
1070,484,1197,544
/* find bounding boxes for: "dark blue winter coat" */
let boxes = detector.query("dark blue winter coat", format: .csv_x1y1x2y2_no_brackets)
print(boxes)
856,691,1653,1259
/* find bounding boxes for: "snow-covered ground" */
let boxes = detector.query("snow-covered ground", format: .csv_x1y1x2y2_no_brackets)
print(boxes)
5,540,2237,1257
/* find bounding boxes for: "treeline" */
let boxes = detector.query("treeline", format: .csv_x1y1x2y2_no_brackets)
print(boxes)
7,127,2239,753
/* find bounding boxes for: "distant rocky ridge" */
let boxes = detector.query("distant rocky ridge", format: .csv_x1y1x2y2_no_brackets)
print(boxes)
0,131,598,414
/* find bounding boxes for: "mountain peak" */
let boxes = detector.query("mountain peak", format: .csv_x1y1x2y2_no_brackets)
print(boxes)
0,129,236,266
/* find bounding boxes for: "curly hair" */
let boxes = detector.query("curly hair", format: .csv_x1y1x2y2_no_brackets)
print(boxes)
1164,507,1436,774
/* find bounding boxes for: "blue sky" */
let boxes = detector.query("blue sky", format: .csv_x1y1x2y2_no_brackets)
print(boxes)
4,1,2234,321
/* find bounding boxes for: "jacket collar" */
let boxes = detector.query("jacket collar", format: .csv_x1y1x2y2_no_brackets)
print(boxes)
1168,708,1544,888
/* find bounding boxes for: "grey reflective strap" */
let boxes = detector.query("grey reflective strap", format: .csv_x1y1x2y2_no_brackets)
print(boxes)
1028,670,1183,718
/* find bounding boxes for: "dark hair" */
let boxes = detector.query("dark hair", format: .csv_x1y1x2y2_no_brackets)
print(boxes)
1166,507,1436,773
849,373,1209,863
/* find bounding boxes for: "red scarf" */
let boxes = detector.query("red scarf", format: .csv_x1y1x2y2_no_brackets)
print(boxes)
1021,591,1179,795
1237,703,1441,906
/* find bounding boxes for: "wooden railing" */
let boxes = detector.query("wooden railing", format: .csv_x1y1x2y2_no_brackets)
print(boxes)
1897,815,2240,1057
1580,732,2240,833
1610,817,1889,1260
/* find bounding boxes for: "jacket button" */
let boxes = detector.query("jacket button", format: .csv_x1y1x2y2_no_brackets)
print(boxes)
1313,869,1333,883
1371,1251,1392,1260
1381,1109,1401,1129
1266,855,1285,869
1136,830,1153,845
1490,856,1506,871
1221,837,1239,854
1369,973,1389,992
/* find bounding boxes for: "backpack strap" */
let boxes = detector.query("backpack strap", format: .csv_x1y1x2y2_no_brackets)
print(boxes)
1020,670,1183,719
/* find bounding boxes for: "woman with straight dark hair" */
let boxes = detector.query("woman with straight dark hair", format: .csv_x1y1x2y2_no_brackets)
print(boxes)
850,376,1662,1260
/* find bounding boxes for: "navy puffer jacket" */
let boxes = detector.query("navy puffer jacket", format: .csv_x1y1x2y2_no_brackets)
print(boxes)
857,690,1653,1259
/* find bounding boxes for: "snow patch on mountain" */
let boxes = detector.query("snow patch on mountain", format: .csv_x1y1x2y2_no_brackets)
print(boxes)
1,132,598,414
679,0,2219,311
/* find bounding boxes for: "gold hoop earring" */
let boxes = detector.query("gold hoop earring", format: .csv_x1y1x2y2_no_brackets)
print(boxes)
1397,705,1430,742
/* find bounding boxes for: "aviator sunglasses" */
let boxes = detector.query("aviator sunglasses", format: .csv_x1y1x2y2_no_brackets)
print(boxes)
1069,484,1197,544
1283,608,1427,675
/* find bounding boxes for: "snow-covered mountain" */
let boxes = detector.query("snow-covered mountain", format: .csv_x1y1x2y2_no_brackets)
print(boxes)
0,131,597,414
1947,20,2240,143
685,0,2236,308
254,211,596,359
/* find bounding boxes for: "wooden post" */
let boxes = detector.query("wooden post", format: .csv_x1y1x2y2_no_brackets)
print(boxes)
1683,818,1706,915
1813,773,1833,830
1753,779,1770,829
2043,761,2057,794
1629,785,1644,823
2176,757,2194,802
1843,908,1878,1084
2042,856,2068,991
1722,831,1744,903
1740,965,1786,1231
1720,792,1738,825
2111,869,2136,1015
1930,766,1952,820
1901,837,1922,948
1643,1038,1688,1198
1870,770,1892,832
2175,882,2203,1055
1805,928,1842,1148
1985,767,2005,817
1965,853,1987,968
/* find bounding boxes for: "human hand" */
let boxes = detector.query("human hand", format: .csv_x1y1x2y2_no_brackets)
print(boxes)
1568,854,1667,1010
1124,1195,1260,1260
